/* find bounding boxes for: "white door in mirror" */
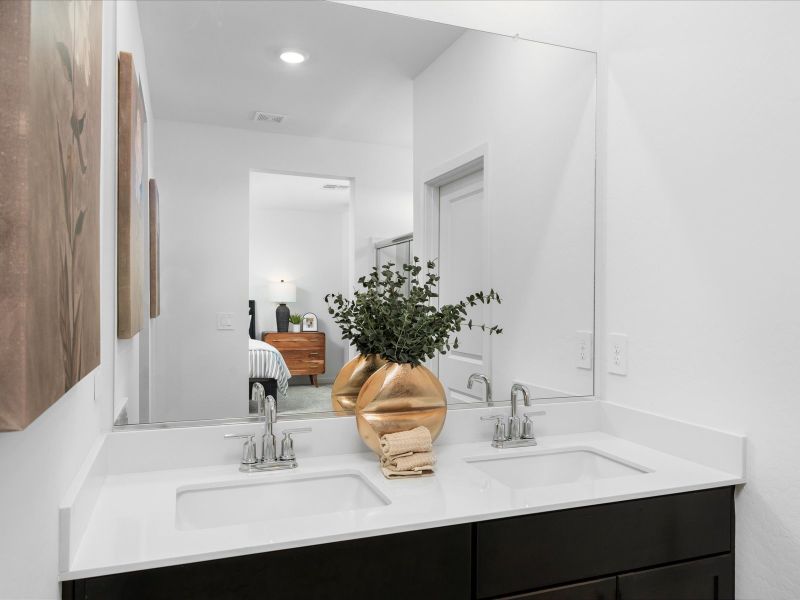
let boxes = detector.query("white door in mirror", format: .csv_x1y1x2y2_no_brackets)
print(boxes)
438,169,489,403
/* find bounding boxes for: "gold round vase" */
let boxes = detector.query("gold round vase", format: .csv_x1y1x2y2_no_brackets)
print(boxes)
331,354,388,413
354,362,447,455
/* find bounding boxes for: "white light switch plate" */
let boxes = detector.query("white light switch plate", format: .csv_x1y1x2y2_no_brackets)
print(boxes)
576,331,593,369
608,333,628,375
217,312,235,330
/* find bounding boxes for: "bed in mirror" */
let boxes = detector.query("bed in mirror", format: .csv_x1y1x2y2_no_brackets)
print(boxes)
114,0,596,427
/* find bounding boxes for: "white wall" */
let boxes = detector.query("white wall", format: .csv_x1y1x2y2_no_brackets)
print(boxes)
0,3,120,597
151,119,411,422
414,30,596,399
249,206,349,384
600,2,800,597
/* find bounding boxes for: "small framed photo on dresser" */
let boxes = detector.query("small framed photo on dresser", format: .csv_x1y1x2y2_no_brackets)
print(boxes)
302,312,318,332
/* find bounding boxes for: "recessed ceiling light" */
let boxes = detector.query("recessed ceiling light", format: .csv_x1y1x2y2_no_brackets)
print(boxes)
279,50,307,64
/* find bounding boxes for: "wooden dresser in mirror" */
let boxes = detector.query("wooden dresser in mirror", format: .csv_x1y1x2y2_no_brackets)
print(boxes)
264,332,326,387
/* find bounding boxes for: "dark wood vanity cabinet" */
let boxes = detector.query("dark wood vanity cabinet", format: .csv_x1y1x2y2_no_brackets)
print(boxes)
477,486,734,599
62,487,734,600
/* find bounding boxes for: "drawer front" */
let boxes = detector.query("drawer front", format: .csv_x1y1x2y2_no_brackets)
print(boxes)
264,333,324,351
618,554,733,600
280,349,324,362
476,487,733,598
284,358,325,375
75,524,472,600
500,577,616,600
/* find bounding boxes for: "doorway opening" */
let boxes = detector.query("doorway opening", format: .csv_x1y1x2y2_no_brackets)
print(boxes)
248,170,354,415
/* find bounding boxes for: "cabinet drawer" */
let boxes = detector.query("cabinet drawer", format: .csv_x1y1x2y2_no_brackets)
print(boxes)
285,359,325,374
500,576,616,600
264,335,324,351
618,554,733,600
73,524,472,600
476,488,732,598
280,349,324,362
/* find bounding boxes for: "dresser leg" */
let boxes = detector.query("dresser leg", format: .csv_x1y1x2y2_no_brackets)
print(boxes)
310,375,318,387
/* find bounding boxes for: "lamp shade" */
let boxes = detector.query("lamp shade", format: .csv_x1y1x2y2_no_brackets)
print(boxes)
268,280,296,304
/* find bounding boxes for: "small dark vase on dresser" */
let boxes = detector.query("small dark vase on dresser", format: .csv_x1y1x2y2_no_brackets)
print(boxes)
275,303,290,332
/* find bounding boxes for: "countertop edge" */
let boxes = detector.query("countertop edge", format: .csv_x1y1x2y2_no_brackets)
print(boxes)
60,475,744,582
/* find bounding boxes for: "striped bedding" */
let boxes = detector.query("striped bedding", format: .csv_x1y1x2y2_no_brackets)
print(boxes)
248,339,291,396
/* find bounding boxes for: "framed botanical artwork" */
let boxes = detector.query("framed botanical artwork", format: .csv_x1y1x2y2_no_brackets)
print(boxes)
302,313,318,332
117,51,147,338
0,0,103,430
149,178,160,318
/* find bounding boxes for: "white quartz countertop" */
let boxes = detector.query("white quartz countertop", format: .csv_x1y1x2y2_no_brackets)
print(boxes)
61,431,744,580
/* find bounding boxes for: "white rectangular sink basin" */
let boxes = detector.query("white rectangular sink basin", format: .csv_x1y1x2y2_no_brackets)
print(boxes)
466,449,648,489
176,471,390,530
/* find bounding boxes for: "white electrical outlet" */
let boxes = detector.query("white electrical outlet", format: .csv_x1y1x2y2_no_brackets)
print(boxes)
576,331,593,369
217,312,235,330
608,333,628,375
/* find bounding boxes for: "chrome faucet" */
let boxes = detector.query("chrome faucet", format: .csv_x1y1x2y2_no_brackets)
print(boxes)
259,387,278,462
467,373,493,406
225,390,311,472
509,383,531,440
480,383,545,449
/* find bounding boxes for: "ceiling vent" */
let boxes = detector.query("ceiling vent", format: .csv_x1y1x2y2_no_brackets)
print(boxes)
252,111,286,123
322,184,350,190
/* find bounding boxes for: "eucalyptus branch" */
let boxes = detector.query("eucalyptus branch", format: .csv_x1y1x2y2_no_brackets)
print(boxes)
326,257,502,366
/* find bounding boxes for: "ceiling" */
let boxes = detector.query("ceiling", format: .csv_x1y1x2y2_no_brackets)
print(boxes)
138,1,464,148
250,171,351,212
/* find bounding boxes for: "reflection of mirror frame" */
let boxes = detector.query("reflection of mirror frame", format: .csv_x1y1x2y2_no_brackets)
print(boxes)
112,9,597,429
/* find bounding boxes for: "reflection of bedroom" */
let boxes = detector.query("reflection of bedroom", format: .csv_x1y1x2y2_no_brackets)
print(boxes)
248,172,353,414
147,116,413,422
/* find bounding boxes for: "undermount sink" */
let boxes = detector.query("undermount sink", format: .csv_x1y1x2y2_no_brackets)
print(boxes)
176,471,390,530
466,448,648,489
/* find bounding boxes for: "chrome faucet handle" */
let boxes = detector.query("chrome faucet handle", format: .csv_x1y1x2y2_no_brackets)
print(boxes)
279,427,312,461
521,412,545,440
224,433,257,465
481,415,507,443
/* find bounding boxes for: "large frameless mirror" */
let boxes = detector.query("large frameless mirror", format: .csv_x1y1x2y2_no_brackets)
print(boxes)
114,0,596,427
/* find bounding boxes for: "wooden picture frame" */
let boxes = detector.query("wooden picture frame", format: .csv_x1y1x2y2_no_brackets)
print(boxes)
117,51,147,338
0,0,103,430
149,178,160,318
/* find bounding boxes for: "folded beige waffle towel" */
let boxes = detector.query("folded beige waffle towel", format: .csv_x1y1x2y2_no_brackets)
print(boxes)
379,426,432,457
380,465,435,479
378,428,436,479
381,451,436,472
